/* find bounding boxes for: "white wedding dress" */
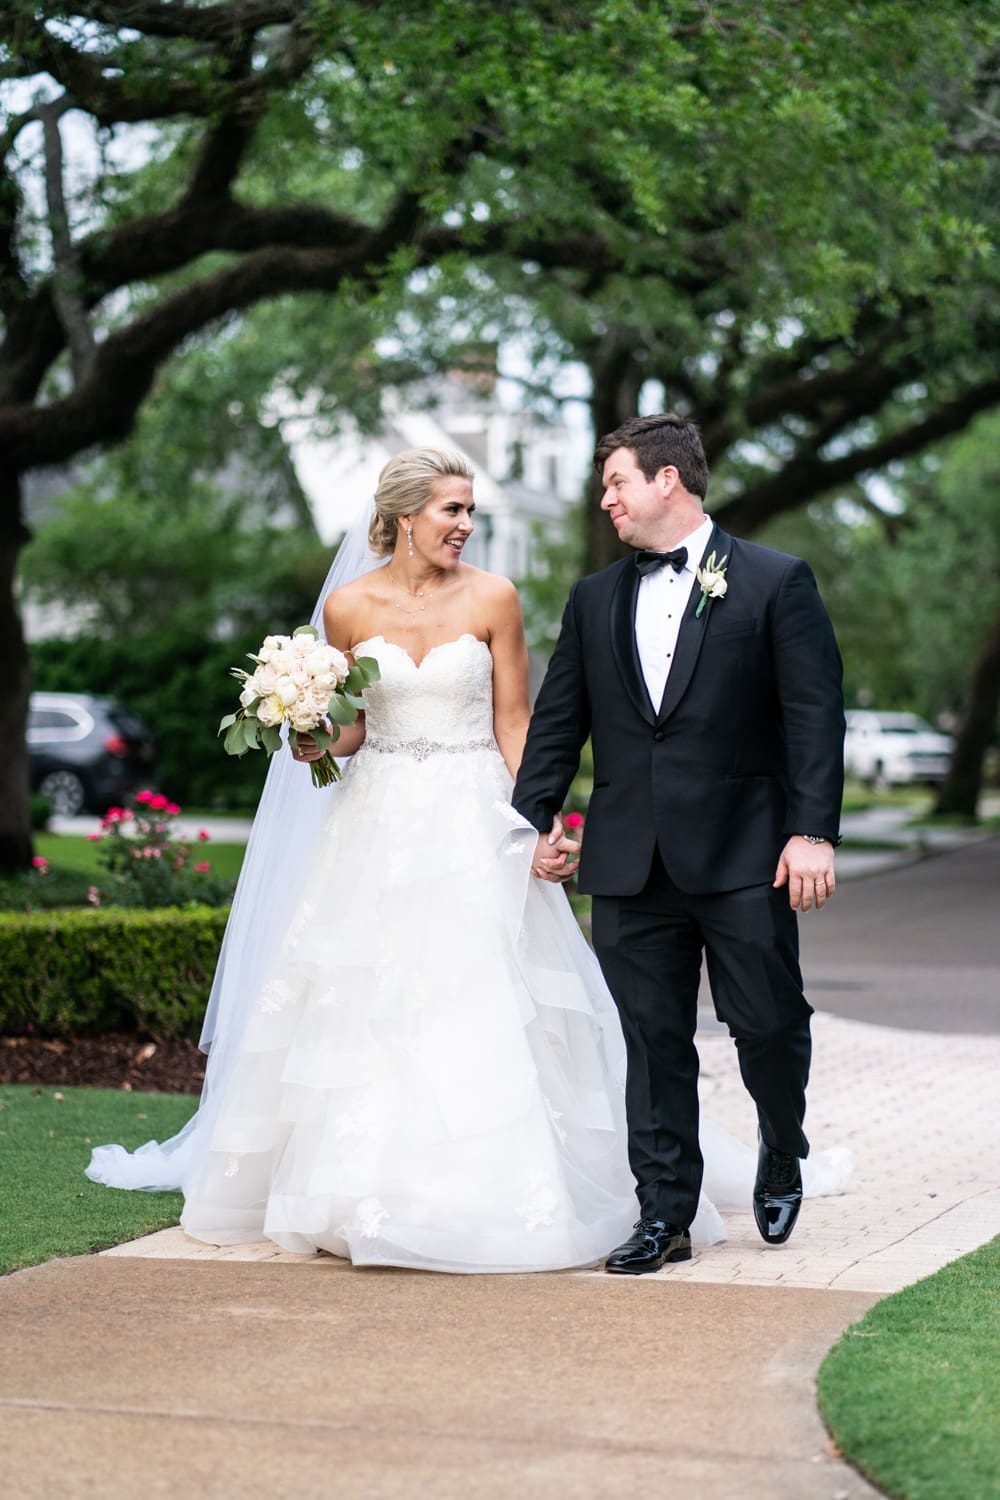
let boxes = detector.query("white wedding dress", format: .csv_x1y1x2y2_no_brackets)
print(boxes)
88,633,849,1272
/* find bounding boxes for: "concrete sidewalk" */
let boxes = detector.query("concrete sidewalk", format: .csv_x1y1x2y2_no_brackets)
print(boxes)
3,837,998,1498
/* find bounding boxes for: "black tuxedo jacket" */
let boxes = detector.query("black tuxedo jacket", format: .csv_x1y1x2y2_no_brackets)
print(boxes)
512,526,845,897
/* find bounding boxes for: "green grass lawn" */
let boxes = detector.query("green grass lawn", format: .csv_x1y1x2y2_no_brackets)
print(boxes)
819,1236,1000,1500
0,1084,196,1275
34,833,246,882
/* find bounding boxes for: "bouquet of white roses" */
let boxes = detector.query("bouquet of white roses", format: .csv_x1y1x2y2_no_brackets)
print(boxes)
219,625,380,787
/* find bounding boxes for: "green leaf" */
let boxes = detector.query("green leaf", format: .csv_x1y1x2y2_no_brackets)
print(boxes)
292,624,319,639
223,720,248,756
243,716,261,749
260,725,282,755
218,712,238,733
327,696,357,726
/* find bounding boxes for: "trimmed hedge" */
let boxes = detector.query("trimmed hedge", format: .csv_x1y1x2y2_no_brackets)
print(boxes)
0,906,228,1040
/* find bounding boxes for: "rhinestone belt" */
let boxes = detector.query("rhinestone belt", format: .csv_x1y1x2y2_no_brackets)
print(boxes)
364,735,496,762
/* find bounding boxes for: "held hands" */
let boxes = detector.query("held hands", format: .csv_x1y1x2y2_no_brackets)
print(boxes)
773,835,836,912
531,814,582,884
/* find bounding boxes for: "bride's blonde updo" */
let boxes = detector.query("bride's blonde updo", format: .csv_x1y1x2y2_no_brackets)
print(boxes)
368,448,475,556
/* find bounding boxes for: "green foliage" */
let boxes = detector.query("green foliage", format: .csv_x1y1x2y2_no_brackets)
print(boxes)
31,631,270,809
0,907,228,1041
760,409,1000,725
29,794,51,831
819,1236,1000,1500
0,864,94,913
0,1085,192,1276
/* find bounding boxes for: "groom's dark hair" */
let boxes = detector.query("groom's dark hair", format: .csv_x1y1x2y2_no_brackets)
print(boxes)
594,414,708,499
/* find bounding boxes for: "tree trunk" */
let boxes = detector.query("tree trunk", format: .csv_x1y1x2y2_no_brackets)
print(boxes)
932,603,1000,819
0,471,33,871
584,346,645,573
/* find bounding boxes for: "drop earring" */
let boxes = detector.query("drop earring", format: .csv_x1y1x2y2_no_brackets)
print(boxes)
406,526,415,556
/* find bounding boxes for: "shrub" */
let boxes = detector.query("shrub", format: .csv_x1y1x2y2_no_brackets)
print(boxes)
0,907,228,1040
30,794,52,831
91,795,233,909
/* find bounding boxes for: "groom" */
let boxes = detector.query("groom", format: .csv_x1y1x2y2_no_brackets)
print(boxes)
513,414,845,1274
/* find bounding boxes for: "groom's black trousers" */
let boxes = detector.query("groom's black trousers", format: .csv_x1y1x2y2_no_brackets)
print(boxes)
591,847,812,1229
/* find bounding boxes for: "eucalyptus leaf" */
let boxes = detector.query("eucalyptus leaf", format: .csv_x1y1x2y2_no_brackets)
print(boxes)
218,712,238,733
261,725,282,755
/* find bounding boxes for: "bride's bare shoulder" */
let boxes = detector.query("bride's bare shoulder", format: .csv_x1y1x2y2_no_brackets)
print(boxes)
323,566,388,646
462,564,521,617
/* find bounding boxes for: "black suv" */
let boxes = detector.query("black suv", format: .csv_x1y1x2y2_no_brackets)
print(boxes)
28,692,158,816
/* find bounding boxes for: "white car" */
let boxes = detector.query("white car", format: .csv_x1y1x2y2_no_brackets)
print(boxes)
843,710,954,790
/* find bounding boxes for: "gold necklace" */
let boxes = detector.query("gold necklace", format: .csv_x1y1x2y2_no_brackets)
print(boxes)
387,568,435,615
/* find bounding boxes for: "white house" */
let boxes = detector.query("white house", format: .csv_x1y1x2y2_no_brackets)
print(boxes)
282,372,588,578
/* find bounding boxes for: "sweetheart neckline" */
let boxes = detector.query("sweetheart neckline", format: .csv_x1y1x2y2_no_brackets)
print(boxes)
352,633,491,671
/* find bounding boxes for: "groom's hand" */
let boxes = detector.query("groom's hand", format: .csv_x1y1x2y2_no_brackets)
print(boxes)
773,836,836,912
531,815,582,883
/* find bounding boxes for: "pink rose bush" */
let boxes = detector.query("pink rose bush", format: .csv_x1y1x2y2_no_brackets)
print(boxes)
88,794,229,909
220,625,380,787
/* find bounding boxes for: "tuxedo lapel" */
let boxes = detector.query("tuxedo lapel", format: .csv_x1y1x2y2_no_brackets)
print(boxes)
609,560,655,726
655,525,732,724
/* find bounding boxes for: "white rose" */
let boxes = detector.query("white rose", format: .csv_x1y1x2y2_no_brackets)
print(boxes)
256,694,285,727
307,683,331,715
326,647,350,682
304,648,331,679
257,634,286,664
276,677,299,707
253,663,278,695
706,574,728,598
289,695,319,733
239,682,258,710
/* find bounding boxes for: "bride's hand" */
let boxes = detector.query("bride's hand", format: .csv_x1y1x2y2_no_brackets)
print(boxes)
291,726,329,763
531,816,581,883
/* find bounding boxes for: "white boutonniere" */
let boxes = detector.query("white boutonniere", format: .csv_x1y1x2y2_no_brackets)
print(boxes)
695,551,728,618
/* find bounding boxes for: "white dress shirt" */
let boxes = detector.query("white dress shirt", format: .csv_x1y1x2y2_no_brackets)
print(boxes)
634,514,714,714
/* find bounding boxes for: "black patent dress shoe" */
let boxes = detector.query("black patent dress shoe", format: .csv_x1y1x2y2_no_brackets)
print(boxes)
604,1218,692,1275
753,1141,803,1245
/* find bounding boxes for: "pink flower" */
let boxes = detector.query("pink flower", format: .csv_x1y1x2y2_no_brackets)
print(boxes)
101,806,127,826
87,886,101,907
32,855,48,873
194,861,211,874
173,856,186,870
148,794,168,811
86,833,103,842
165,802,181,816
135,790,154,804
564,812,584,830
198,830,211,842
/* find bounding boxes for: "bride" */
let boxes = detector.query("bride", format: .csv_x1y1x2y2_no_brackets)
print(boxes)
87,447,846,1273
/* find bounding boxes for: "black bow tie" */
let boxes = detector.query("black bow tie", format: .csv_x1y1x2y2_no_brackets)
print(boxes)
634,547,688,577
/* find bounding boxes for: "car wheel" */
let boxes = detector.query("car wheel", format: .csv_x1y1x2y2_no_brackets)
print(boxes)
38,769,87,817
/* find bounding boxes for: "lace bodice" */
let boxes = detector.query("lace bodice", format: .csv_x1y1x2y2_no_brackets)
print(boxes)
354,635,495,745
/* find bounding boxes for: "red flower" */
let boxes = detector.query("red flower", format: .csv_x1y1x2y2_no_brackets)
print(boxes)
194,861,211,874
148,794,168,811
86,833,103,842
564,812,584,830
198,830,211,842
32,855,49,873
135,790,153,804
165,802,181,816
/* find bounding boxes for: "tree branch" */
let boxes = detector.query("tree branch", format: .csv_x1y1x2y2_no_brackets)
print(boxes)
716,378,1000,534
39,98,95,385
68,1,303,43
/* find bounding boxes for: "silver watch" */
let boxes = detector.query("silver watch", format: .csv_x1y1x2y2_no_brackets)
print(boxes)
800,834,830,845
